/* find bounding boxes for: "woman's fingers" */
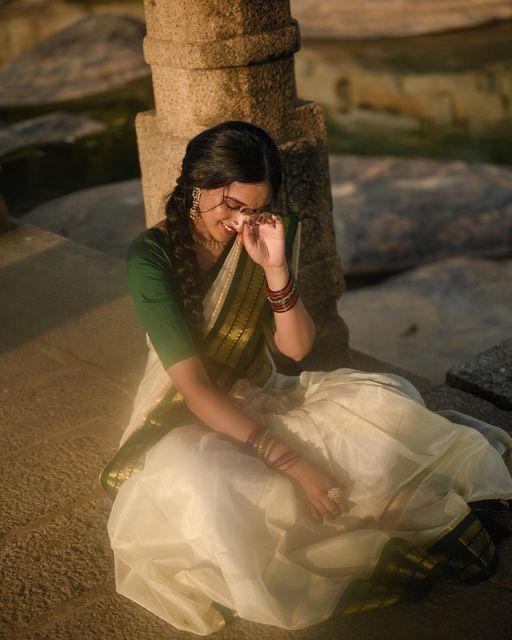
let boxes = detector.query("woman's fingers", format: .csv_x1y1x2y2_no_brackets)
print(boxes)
309,503,323,521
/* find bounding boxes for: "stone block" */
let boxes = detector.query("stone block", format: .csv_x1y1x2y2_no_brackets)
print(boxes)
145,0,292,41
0,493,114,632
338,256,512,385
0,369,129,456
424,383,512,434
0,328,65,393
0,225,147,381
19,589,193,640
144,24,300,69
0,415,124,536
446,339,512,410
151,58,298,138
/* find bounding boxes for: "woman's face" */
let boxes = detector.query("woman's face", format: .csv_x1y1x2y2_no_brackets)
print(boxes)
194,181,272,244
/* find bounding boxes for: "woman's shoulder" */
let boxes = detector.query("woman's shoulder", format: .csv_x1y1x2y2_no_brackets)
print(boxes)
127,221,170,266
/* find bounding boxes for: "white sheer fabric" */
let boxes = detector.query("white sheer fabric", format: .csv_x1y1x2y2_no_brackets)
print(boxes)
107,366,512,634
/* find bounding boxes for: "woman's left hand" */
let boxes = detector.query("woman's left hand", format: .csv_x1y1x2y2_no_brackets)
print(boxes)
238,213,286,268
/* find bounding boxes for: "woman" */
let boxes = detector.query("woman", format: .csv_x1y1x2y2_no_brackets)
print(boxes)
102,121,512,635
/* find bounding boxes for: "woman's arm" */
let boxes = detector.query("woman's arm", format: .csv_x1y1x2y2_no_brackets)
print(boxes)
265,263,316,362
167,354,344,520
167,354,295,465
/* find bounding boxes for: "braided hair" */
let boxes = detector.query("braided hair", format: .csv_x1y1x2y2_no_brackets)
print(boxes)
159,120,283,345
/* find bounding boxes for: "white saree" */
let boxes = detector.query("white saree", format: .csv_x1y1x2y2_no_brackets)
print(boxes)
107,222,512,635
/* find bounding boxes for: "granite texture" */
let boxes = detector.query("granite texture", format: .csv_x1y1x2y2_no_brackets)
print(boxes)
446,339,512,410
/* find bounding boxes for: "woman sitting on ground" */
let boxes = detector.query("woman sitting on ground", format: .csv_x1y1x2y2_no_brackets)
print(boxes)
102,120,512,635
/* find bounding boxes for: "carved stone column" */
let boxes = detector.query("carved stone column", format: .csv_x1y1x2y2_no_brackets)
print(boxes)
136,0,348,366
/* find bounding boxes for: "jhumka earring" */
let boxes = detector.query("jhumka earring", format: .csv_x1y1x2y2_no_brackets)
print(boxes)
189,187,201,223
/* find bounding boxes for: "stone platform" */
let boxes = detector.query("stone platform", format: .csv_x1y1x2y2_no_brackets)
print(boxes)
1,223,511,640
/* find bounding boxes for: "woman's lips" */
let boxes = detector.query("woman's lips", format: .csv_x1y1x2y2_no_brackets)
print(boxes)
220,221,237,235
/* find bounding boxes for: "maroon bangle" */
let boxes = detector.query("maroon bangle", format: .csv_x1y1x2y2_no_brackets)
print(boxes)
265,272,293,299
270,449,301,469
270,291,299,313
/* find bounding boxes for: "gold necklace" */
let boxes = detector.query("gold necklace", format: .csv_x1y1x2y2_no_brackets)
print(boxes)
191,229,227,249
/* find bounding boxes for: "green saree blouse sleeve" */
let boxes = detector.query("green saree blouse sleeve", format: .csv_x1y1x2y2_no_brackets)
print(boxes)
126,230,198,369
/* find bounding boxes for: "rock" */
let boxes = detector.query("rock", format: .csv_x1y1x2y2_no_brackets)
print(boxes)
330,155,512,276
446,340,512,410
0,14,149,108
0,112,105,157
337,256,512,384
22,179,145,259
424,384,512,433
291,0,512,38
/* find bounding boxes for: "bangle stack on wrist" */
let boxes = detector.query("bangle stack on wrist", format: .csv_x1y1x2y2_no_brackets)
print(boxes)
265,271,299,313
246,424,301,471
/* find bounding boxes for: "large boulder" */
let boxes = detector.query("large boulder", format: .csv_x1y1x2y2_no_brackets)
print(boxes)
0,112,105,157
22,179,145,259
292,0,512,38
330,155,512,276
0,14,149,108
337,255,512,384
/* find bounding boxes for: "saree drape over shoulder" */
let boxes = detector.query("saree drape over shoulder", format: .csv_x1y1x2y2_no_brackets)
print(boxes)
103,214,512,635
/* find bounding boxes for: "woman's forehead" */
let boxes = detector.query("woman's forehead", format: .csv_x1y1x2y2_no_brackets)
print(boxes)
225,181,272,205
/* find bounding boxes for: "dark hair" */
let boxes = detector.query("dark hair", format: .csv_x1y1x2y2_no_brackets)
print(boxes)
161,120,282,344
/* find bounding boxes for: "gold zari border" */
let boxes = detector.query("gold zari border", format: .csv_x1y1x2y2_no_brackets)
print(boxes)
100,215,299,501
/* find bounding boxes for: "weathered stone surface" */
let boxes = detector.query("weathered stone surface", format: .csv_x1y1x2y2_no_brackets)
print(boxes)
0,224,146,385
17,589,184,640
424,384,512,434
296,24,512,134
22,180,146,260
338,256,512,385
291,0,512,38
0,14,149,107
0,112,105,157
447,340,512,410
330,154,512,276
0,368,129,457
0,414,123,537
0,494,114,631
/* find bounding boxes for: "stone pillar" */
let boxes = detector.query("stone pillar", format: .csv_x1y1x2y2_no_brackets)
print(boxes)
136,0,348,367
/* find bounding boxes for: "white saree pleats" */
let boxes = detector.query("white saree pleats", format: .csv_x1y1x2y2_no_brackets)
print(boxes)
107,367,512,634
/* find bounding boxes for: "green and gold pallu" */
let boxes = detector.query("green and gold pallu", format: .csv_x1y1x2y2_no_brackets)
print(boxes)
100,214,299,502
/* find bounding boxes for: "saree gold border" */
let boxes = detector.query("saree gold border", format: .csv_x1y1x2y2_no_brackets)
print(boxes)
206,215,294,370
335,510,496,617
204,240,242,335
100,216,298,500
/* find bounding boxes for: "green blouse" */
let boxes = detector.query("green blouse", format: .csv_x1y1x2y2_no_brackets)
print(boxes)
126,228,235,369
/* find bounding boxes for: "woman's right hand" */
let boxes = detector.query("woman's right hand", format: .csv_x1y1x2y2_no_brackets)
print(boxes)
284,457,348,522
